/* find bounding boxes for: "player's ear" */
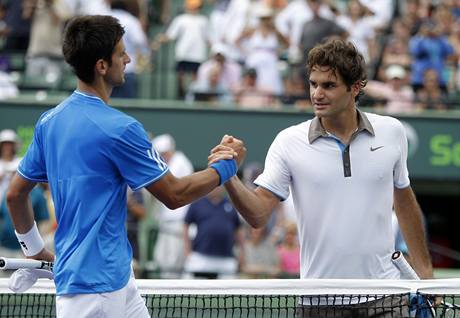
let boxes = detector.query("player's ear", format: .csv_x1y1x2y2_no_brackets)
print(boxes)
351,81,360,99
94,59,108,76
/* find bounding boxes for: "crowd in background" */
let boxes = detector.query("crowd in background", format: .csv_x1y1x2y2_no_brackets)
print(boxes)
0,0,459,111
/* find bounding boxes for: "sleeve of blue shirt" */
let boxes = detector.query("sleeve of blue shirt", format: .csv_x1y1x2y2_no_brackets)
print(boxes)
111,121,169,191
18,122,48,182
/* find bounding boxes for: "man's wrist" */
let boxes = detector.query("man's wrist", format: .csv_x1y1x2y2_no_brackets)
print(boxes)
15,222,45,257
210,159,237,185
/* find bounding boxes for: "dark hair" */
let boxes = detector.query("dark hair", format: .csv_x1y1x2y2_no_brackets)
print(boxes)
306,38,367,102
62,15,125,84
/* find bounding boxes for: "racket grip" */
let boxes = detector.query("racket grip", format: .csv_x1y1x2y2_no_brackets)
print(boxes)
0,257,53,271
392,251,419,280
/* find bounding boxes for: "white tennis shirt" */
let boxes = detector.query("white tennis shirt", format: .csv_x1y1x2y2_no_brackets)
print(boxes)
255,110,409,279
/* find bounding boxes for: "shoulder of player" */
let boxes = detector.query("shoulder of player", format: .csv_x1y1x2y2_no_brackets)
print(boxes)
363,111,404,132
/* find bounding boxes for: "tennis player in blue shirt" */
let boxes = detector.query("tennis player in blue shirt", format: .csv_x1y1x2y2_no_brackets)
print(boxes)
6,15,245,318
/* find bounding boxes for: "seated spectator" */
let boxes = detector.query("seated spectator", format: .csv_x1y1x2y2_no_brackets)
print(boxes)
381,37,412,70
241,225,280,278
415,68,451,110
235,68,276,109
364,64,415,114
409,20,454,92
277,221,300,278
188,44,242,103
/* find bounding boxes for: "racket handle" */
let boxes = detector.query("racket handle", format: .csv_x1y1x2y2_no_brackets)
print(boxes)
392,251,419,280
0,257,53,271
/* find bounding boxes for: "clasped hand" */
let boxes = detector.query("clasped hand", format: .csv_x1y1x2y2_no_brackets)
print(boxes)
208,135,246,167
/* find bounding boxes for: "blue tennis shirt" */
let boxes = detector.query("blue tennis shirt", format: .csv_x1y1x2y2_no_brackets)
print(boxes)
18,91,169,295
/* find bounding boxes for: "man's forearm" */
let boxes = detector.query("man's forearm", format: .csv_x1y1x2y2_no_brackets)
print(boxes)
394,187,433,278
6,188,35,234
224,177,273,228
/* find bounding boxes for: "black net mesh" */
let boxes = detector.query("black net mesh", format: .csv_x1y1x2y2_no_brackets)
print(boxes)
1,292,459,318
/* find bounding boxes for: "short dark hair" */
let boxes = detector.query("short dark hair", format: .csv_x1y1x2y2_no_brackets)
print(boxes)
306,39,367,102
62,15,125,84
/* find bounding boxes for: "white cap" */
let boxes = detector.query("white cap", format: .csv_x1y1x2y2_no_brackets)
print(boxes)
211,43,227,57
253,4,273,18
0,129,19,144
152,134,175,153
385,65,406,80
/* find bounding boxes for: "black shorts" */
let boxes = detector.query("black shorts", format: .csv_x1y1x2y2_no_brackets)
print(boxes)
176,61,201,73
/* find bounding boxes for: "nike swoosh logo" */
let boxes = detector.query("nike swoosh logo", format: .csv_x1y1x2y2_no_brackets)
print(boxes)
370,146,384,152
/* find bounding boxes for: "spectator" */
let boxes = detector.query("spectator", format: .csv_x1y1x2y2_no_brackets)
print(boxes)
126,188,146,277
364,64,416,114
241,225,279,278
298,0,347,88
151,134,194,278
183,186,244,279
152,0,210,99
409,20,454,92
357,0,394,32
110,0,151,98
275,0,334,64
336,0,377,64
3,0,34,52
188,43,242,103
0,129,21,200
277,221,300,278
237,4,288,96
235,68,276,109
25,0,67,83
61,0,110,15
415,68,451,111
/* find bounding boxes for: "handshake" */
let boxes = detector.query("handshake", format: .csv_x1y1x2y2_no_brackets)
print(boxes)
208,135,246,185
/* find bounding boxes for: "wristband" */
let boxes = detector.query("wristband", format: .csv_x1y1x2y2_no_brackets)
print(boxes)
210,159,237,185
15,222,45,257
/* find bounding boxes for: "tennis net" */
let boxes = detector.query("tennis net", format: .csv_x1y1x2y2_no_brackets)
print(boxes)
1,278,459,317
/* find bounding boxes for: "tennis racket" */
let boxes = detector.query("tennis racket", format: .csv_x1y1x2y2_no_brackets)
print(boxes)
0,257,53,271
392,251,455,318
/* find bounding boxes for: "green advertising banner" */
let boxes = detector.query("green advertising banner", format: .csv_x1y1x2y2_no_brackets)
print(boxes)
1,96,459,182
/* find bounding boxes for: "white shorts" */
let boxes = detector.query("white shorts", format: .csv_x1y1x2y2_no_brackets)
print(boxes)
56,272,149,318
184,252,238,278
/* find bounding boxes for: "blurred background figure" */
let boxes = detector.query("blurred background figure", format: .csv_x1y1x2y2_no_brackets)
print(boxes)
151,134,194,278
235,67,277,109
110,0,151,98
0,129,21,199
152,0,210,99
409,20,454,93
127,188,146,277
25,0,67,84
415,68,451,111
188,43,242,103
364,64,415,113
240,225,279,278
183,186,244,279
237,4,288,97
277,221,300,278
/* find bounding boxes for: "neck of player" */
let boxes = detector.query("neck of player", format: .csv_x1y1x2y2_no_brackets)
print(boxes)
77,79,112,104
320,108,358,144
